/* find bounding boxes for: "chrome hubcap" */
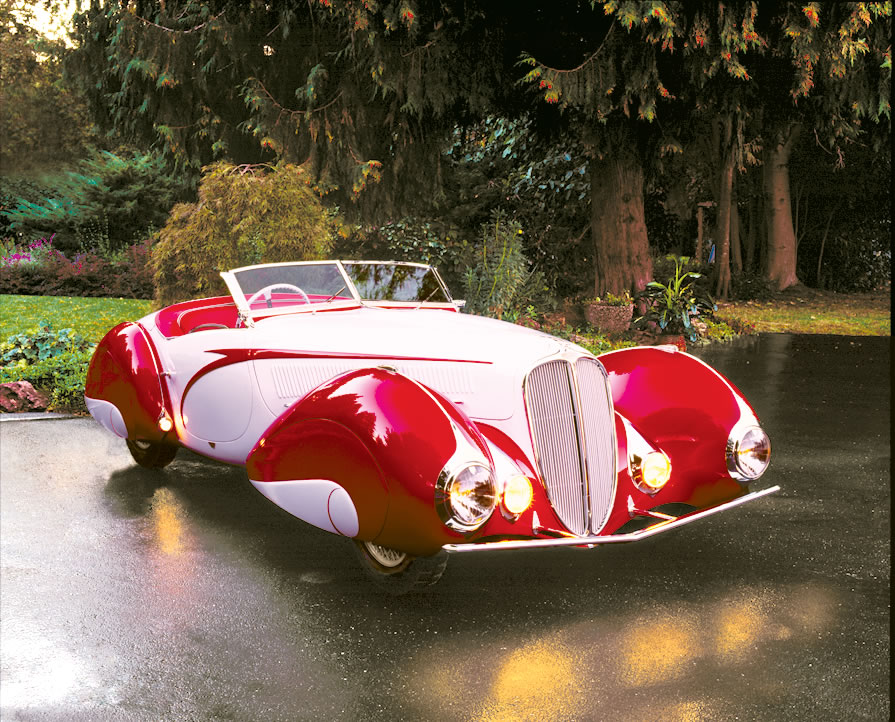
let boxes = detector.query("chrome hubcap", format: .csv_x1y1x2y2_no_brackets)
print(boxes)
364,542,407,568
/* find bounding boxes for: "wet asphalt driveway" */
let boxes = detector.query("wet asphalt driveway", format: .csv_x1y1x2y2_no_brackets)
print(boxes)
0,334,889,721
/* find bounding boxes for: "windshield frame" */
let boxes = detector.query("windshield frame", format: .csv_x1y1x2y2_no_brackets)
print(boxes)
219,260,456,326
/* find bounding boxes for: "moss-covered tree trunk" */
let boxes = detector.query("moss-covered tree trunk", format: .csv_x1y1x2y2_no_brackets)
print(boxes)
589,144,652,296
763,126,801,291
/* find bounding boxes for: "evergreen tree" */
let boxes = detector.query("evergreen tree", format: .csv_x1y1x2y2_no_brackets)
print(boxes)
67,1,890,297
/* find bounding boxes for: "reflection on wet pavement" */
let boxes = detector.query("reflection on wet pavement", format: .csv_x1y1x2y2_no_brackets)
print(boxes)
406,583,839,721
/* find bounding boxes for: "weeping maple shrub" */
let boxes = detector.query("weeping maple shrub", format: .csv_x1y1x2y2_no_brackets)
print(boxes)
151,163,339,306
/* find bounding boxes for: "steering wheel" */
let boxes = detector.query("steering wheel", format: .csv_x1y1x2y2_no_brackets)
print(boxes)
246,283,311,310
188,322,229,333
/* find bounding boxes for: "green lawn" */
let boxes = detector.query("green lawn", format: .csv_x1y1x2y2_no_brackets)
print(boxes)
716,288,890,337
0,295,153,342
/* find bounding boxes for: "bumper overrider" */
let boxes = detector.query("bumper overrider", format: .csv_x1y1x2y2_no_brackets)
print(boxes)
442,485,780,553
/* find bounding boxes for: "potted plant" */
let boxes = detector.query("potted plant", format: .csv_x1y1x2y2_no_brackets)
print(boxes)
633,256,716,345
583,291,635,334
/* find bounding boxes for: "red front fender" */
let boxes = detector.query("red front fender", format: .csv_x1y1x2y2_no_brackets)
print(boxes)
247,367,489,556
599,345,758,508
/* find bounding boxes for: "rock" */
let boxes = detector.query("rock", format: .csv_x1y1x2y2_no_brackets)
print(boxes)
0,381,51,412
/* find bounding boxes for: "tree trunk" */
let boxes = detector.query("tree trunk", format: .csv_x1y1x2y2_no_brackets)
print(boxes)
816,205,836,287
713,115,735,300
589,146,652,296
730,192,743,274
696,206,705,262
763,126,801,290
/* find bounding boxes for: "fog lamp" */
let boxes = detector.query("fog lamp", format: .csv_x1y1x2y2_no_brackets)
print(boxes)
632,451,671,493
502,475,534,516
158,413,174,433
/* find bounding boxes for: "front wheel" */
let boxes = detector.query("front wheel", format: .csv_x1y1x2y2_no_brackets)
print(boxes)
126,439,178,469
353,540,448,594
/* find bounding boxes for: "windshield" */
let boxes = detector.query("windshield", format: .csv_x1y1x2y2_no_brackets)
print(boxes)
222,261,452,319
343,262,450,303
233,263,348,299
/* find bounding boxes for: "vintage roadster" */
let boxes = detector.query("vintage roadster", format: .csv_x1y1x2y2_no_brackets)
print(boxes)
85,260,776,591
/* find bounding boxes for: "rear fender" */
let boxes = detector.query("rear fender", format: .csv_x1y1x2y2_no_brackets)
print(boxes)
247,367,490,556
84,322,171,442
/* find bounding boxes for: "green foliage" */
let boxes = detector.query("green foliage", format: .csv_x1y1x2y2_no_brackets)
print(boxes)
0,297,151,413
333,216,474,295
583,291,634,307
0,319,95,412
0,3,91,172
1,320,93,366
0,348,93,412
66,1,503,212
634,255,717,341
461,211,544,318
3,150,189,255
151,162,337,305
444,116,594,301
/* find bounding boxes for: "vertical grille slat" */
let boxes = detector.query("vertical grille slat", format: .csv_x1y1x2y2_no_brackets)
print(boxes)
525,358,617,536
576,358,617,531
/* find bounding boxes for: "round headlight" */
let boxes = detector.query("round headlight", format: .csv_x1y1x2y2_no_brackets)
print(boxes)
727,424,771,481
436,463,497,532
631,451,671,493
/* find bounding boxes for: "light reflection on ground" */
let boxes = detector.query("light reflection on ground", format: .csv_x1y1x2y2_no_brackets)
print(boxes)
150,487,190,557
406,583,838,721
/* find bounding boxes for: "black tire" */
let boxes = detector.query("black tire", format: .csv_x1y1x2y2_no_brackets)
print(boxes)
126,439,178,469
353,540,448,594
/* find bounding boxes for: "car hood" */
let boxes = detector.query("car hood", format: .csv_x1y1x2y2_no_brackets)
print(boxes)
250,306,564,363
223,307,575,421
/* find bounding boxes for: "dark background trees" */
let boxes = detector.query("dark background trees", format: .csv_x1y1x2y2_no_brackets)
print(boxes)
2,1,889,307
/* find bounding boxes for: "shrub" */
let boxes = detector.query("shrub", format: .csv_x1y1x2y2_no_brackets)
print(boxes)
461,211,545,318
0,236,154,299
1,320,93,365
151,163,337,305
0,349,93,412
0,321,95,412
634,255,716,342
2,150,189,255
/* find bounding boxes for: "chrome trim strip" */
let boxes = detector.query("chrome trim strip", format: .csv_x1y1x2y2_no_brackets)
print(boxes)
442,485,780,553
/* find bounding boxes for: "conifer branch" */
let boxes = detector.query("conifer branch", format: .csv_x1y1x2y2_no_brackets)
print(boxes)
133,12,223,35
250,79,343,116
537,20,615,75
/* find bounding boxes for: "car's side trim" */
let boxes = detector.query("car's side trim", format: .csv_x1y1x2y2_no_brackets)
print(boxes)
182,347,493,404
442,485,780,552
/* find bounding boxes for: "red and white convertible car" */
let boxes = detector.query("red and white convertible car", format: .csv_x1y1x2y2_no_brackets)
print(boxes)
85,260,776,591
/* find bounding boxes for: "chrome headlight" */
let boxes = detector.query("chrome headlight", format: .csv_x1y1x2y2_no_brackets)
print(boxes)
726,423,771,481
436,462,497,532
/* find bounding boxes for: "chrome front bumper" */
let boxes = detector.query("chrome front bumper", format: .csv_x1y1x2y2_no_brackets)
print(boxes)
442,485,780,553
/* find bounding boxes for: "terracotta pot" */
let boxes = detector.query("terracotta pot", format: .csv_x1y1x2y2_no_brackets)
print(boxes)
584,303,634,333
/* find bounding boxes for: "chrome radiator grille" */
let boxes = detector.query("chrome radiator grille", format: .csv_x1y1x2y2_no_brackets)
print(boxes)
525,358,617,535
